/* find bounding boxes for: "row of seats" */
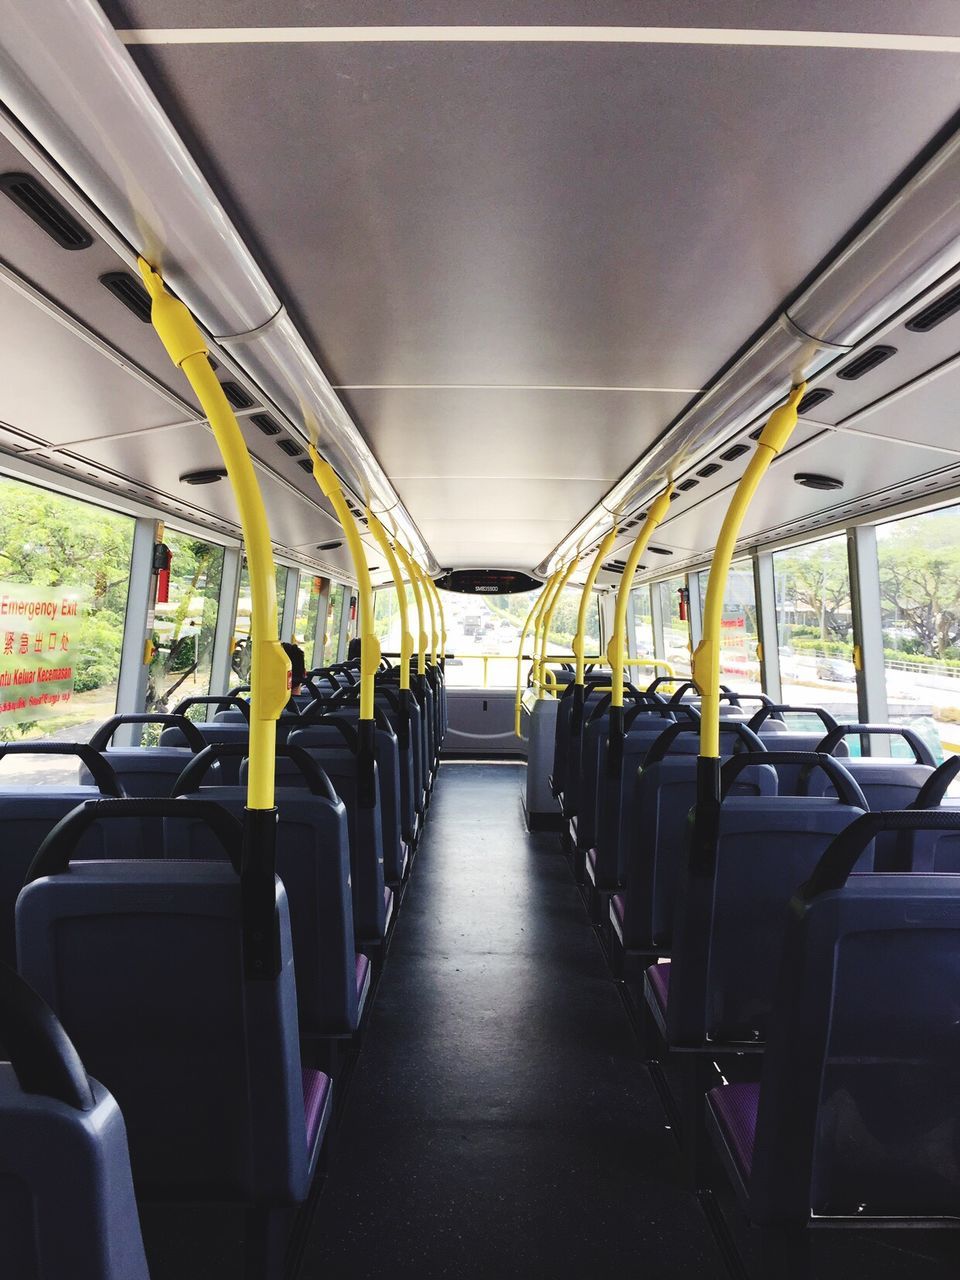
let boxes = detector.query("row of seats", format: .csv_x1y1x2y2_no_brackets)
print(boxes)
552,678,959,1277
0,652,447,1278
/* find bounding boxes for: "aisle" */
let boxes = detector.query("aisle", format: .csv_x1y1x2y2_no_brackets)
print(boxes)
300,762,723,1279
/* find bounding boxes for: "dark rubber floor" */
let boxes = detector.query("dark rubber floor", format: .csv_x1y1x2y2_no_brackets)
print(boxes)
300,762,722,1279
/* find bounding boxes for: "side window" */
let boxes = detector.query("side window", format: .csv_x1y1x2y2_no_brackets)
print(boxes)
146,530,224,713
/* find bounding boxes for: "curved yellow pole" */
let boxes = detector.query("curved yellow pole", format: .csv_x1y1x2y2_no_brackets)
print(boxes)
412,560,438,666
574,528,618,688
393,541,428,676
425,575,447,660
138,261,288,811
538,555,580,698
366,510,411,691
530,569,562,694
514,585,547,736
693,384,805,758
310,451,381,722
608,486,673,710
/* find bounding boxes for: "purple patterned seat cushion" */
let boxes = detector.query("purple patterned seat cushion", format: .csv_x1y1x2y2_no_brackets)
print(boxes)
707,1082,759,1179
302,1068,332,1153
646,961,671,1014
586,847,597,871
611,893,625,926
355,952,370,997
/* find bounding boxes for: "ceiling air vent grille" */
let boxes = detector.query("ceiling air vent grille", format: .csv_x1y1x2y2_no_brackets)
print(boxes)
250,413,280,436
0,172,93,249
220,381,254,410
697,463,721,478
276,438,303,457
905,283,960,333
837,345,896,380
720,443,750,462
99,272,152,322
677,478,699,492
797,387,834,414
297,459,314,473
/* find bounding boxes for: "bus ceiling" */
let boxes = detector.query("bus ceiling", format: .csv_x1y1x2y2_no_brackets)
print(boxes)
2,6,960,577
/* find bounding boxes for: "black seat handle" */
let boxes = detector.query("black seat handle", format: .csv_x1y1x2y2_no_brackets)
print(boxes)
747,704,839,733
666,681,741,707
289,715,360,753
171,694,251,722
801,809,960,896
623,700,678,731
0,742,123,797
643,720,765,766
25,797,244,882
720,750,868,808
0,963,95,1111
587,686,653,723
89,713,206,753
911,754,960,810
815,723,936,766
171,743,340,804
227,683,251,696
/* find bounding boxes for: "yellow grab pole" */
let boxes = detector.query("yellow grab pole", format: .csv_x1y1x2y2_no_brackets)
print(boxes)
412,561,438,667
424,574,447,660
530,570,562,695
514,585,547,736
138,261,289,812
393,541,428,677
569,526,617,741
366,510,412,692
538,555,580,698
310,452,381,722
608,486,673,712
693,384,805,760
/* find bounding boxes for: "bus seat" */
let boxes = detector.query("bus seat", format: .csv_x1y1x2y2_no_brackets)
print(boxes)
242,748,389,945
707,810,960,1272
657,753,868,1051
170,744,369,1039
747,706,849,794
17,799,330,1271
0,963,149,1280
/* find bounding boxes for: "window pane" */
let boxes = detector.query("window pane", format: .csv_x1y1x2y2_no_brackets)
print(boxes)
0,473,134,783
658,577,691,679
438,586,598,688
696,561,762,694
147,530,223,715
773,535,858,724
232,560,288,683
293,573,324,667
322,582,346,665
878,506,960,763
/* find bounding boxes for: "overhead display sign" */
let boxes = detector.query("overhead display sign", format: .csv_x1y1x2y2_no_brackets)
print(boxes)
0,582,84,724
435,569,543,595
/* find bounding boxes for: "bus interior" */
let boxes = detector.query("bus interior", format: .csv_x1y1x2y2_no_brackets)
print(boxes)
2,4,960,1278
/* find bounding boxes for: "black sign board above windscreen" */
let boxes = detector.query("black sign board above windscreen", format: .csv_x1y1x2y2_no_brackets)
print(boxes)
434,569,542,595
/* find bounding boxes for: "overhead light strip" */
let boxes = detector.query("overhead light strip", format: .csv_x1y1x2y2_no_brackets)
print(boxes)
119,27,960,55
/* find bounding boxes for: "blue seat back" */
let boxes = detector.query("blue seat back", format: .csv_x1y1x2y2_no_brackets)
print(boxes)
751,811,960,1224
0,966,149,1280
18,859,312,1202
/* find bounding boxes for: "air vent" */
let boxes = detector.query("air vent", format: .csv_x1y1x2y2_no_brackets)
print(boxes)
906,282,960,333
720,443,750,462
277,438,303,457
696,463,721,478
749,426,764,440
297,458,313,473
649,547,673,556
797,387,834,414
605,560,627,572
220,381,254,410
677,478,699,493
0,172,93,249
250,413,280,436
99,272,152,322
837,345,896,380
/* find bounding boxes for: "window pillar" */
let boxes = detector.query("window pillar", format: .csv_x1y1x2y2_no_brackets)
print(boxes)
113,516,158,745
754,551,782,702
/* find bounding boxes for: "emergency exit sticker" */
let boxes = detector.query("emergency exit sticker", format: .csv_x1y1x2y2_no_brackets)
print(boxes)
0,583,84,724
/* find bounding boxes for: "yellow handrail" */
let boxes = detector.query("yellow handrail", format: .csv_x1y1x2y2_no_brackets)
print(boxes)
424,574,447,660
538,554,580,699
607,485,672,711
412,560,438,666
530,570,562,694
366,511,412,691
393,541,428,676
514,586,547,736
574,528,618,688
310,451,381,722
693,384,805,758
138,261,289,811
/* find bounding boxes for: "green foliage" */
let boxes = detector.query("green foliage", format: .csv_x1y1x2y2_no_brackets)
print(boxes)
877,512,960,660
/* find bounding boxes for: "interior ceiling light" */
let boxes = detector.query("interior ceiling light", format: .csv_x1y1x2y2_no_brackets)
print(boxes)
316,540,343,551
179,468,227,486
794,472,844,491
